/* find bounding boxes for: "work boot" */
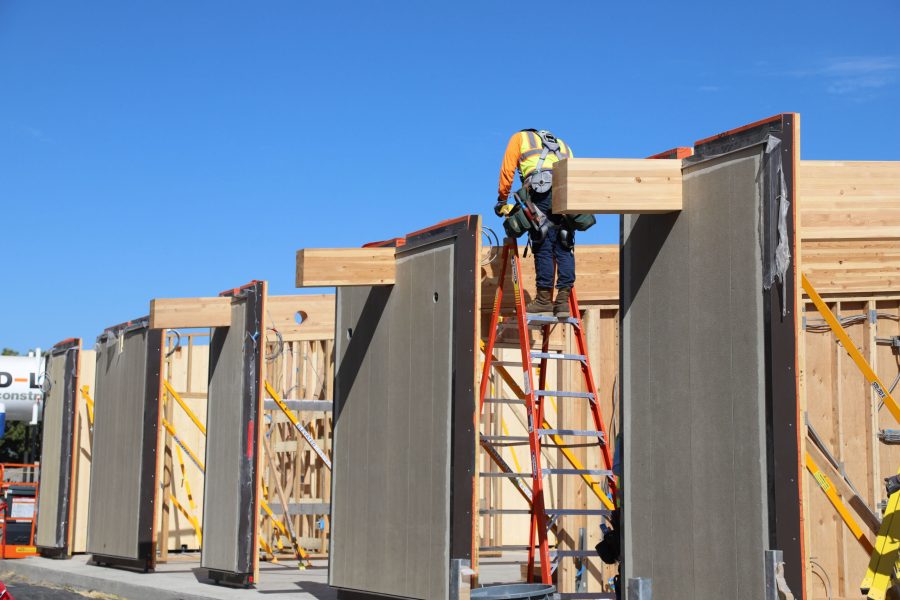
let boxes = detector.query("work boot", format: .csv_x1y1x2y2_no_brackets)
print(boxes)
554,287,571,318
526,288,553,315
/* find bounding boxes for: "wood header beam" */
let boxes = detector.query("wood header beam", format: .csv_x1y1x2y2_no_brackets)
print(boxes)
295,248,396,287
552,157,683,214
149,297,231,329
799,160,900,241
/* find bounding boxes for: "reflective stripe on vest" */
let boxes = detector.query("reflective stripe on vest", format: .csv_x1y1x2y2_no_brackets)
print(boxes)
517,131,572,179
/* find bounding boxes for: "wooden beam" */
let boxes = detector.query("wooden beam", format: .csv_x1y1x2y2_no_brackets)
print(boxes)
267,294,336,341
552,157,683,214
149,297,231,329
799,160,900,241
295,248,396,287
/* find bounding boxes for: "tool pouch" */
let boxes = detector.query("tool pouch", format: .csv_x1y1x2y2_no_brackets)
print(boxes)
566,213,597,231
503,206,531,239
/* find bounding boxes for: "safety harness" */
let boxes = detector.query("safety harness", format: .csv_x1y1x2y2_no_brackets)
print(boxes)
525,130,563,193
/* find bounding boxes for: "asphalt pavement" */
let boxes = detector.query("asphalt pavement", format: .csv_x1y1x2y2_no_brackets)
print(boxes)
0,573,120,600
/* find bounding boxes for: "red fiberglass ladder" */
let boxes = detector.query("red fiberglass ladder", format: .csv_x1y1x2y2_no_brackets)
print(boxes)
479,237,617,586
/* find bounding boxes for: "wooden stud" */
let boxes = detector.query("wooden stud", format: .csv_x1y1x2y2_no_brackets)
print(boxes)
149,297,231,329
551,158,683,214
295,248,396,287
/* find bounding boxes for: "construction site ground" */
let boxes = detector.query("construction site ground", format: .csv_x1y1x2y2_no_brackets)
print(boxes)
0,554,525,600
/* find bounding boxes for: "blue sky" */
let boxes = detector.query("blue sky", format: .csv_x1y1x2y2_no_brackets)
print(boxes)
1,1,898,352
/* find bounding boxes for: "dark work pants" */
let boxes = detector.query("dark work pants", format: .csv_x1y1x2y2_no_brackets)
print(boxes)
517,186,575,289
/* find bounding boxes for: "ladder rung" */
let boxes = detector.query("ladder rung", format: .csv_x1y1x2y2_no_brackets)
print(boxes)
479,509,532,515
479,472,532,478
543,468,613,476
526,315,580,325
531,352,585,361
480,435,529,444
482,397,526,406
480,508,611,516
554,550,603,558
538,429,605,439
535,390,594,399
479,545,535,552
546,509,612,516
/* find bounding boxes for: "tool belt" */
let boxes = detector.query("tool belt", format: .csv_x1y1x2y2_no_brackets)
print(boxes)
502,205,532,239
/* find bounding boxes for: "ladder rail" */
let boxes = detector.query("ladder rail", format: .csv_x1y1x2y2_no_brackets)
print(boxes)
569,287,616,497
506,241,553,585
477,238,616,587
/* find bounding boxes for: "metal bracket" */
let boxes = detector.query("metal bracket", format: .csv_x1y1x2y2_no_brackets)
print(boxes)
765,550,795,600
628,578,651,599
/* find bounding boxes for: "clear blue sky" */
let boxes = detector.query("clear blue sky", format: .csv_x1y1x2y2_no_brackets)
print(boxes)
1,2,898,353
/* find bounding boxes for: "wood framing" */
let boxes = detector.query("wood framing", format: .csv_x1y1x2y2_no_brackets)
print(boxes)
295,248,396,287
149,297,231,329
481,245,619,308
551,158,683,214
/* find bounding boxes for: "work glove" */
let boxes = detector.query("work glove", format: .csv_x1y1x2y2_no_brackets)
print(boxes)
494,201,512,217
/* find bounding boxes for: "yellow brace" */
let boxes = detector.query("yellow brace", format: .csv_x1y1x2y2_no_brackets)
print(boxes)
805,452,873,554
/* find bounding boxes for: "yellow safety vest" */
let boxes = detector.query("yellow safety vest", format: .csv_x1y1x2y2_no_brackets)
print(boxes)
517,130,573,180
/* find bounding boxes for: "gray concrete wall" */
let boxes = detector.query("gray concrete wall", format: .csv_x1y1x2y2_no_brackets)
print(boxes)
621,147,770,598
87,327,155,560
330,241,454,600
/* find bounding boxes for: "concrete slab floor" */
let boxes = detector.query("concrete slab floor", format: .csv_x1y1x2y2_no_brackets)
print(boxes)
0,553,529,600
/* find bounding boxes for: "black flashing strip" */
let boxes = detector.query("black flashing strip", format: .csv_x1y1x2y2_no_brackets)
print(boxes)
206,568,254,587
138,327,163,566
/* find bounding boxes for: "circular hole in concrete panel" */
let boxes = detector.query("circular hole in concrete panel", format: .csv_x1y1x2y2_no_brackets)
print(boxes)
434,292,440,303
295,311,308,325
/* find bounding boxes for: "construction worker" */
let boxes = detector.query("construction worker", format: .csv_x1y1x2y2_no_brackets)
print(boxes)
495,129,575,317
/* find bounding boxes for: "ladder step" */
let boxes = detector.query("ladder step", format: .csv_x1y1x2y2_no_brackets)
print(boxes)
479,509,532,515
480,435,529,445
530,352,586,361
478,545,535,552
483,397,526,406
554,550,603,558
480,508,611,516
538,429,605,440
479,468,612,477
535,390,595,399
545,509,612,516
543,468,613,476
526,315,580,325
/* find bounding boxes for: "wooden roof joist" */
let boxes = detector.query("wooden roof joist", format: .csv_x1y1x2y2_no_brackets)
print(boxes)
295,247,396,287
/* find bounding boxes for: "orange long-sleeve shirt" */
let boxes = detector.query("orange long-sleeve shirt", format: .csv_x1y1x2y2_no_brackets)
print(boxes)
497,132,525,200
496,131,573,200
